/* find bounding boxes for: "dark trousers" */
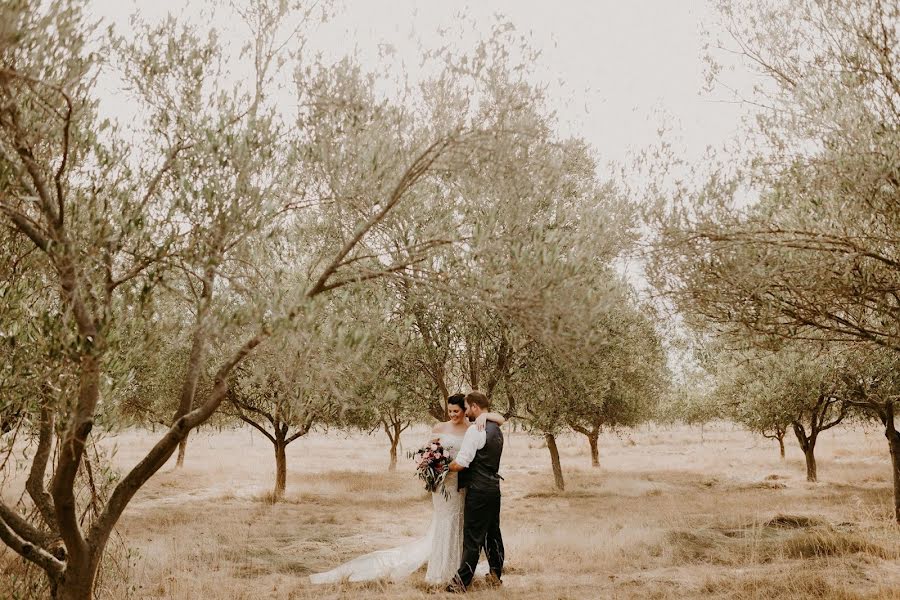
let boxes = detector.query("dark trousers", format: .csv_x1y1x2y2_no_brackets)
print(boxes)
455,488,504,588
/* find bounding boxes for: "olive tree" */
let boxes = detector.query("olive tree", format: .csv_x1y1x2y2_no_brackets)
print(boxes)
836,346,900,509
226,300,372,499
511,270,658,490
350,344,436,471
566,298,668,468
716,344,849,479
721,368,793,460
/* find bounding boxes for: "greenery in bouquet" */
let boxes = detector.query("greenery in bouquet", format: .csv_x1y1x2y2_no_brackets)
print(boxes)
410,441,452,499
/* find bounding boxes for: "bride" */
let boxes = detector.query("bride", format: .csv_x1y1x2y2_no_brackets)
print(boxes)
309,394,506,585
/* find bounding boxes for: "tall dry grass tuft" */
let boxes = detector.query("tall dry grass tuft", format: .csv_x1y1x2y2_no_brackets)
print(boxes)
699,571,882,600
780,529,892,560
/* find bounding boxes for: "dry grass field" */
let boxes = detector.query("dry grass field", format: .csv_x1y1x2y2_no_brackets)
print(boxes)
3,423,900,599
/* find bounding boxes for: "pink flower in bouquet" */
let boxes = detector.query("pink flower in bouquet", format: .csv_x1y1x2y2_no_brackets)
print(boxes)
410,440,452,499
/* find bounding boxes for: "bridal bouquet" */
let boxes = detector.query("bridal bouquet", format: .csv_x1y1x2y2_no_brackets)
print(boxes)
410,440,451,499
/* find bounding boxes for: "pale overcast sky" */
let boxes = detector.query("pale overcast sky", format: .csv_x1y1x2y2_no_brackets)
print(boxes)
90,0,752,172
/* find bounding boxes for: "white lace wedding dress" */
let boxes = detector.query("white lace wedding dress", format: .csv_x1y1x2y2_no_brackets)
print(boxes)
309,433,484,585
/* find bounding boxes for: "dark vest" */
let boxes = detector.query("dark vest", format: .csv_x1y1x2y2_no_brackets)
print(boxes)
458,421,503,492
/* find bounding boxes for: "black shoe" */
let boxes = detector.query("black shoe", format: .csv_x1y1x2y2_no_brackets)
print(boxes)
484,572,503,588
446,577,467,593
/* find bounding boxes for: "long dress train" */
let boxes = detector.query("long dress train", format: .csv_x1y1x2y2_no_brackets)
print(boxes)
309,433,485,585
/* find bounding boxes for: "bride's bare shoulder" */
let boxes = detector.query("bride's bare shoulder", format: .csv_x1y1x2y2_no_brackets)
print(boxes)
431,422,447,434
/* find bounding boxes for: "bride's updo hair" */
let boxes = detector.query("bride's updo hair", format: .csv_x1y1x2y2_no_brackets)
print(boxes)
447,394,466,411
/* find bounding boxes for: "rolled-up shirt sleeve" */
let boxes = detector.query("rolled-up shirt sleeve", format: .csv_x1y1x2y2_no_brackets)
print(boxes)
454,425,486,468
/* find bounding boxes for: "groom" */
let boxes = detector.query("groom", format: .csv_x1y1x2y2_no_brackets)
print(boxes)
446,390,504,592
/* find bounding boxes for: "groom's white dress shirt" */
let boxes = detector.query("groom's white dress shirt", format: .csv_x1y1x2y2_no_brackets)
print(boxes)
454,425,486,468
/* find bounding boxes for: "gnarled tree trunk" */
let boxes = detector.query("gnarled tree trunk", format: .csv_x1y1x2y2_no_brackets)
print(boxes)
791,395,846,483
55,574,92,600
54,553,101,600
792,421,818,482
803,447,817,482
383,420,409,472
545,433,565,491
389,439,398,472
570,421,601,468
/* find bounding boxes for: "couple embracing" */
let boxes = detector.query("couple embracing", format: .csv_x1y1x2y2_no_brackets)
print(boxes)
310,391,506,592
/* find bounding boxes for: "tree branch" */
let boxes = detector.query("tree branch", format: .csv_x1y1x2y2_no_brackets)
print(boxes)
26,404,58,532
306,136,456,298
237,414,276,444
231,397,276,429
0,202,51,252
285,424,310,445
0,501,49,548
0,514,64,576
53,86,74,227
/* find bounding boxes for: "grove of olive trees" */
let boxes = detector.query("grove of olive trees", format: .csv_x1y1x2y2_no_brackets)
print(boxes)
3,0,899,598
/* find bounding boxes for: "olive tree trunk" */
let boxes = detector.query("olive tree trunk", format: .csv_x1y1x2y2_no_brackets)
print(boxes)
883,401,900,524
274,437,287,500
792,422,818,482
175,434,189,468
545,433,565,491
389,439,398,471
765,427,787,460
569,422,601,468
803,447,817,482
383,419,410,472
588,430,600,468
53,557,101,600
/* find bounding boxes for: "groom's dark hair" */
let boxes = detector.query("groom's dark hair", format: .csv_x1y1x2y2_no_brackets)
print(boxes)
447,394,466,410
464,390,490,410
